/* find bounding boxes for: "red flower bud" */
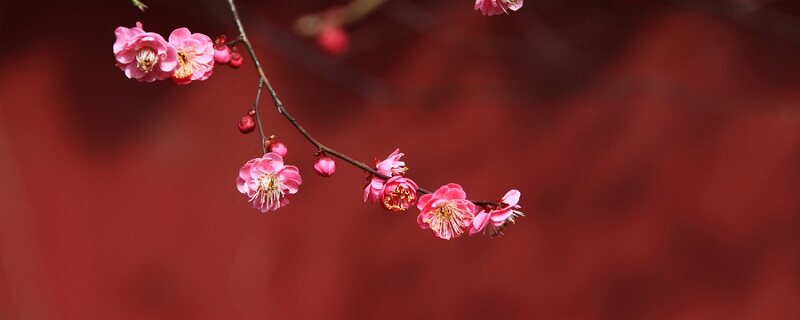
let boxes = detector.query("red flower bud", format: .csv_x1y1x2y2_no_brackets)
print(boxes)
316,26,349,55
238,114,256,134
267,141,288,157
313,156,336,177
229,48,243,68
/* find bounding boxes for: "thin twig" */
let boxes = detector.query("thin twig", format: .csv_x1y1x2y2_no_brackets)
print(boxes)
226,0,496,207
252,80,266,153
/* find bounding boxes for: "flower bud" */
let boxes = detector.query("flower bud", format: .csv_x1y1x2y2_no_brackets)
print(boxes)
229,48,243,68
238,114,256,134
214,47,231,64
316,26,349,55
267,141,288,157
313,156,336,177
214,35,231,64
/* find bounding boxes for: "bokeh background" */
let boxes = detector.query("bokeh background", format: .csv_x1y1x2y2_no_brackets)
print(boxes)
2,0,800,319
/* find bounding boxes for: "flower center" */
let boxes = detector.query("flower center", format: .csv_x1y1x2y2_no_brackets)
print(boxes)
382,185,414,211
175,50,197,79
136,48,158,72
250,173,284,208
424,201,468,239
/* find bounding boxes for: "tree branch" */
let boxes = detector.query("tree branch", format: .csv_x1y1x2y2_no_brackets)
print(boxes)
226,0,496,208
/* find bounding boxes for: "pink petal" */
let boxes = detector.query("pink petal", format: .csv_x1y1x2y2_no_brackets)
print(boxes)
444,187,466,200
239,159,258,179
236,176,248,194
168,27,192,44
502,189,521,206
470,211,490,235
417,212,430,229
116,50,136,64
370,176,386,189
490,208,513,222
417,194,433,210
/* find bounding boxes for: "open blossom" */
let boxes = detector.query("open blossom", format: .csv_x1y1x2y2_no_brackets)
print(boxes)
114,22,177,82
417,183,477,240
380,176,418,212
236,152,302,213
470,189,524,237
474,0,524,16
364,149,408,204
168,28,215,84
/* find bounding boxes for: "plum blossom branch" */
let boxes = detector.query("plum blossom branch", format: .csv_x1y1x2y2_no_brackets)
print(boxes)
225,0,498,208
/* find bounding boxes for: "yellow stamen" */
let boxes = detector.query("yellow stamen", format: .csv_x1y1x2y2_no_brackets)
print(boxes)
175,50,197,79
382,185,414,211
249,173,284,209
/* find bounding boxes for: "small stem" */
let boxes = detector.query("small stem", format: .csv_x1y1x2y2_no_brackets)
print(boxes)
226,37,244,47
226,0,494,206
252,80,266,154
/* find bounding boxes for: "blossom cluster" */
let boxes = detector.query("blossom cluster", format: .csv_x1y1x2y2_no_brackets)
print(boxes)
113,22,237,84
113,18,525,240
236,147,523,240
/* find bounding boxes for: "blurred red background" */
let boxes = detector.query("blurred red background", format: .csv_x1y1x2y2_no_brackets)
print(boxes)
2,0,800,319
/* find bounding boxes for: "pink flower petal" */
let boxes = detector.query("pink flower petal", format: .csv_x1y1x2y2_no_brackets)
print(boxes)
470,211,490,236
490,208,514,222
502,189,521,206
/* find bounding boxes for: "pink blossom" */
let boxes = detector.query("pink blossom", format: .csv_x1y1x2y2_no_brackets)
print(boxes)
236,152,302,213
168,28,215,84
375,149,407,176
474,0,524,16
313,156,336,177
113,22,178,82
470,189,523,237
380,176,418,212
364,149,408,204
417,183,477,240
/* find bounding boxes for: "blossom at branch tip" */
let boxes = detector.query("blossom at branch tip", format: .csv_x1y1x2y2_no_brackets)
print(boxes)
168,28,215,84
114,22,178,82
470,189,523,237
236,152,302,213
417,183,477,240
364,149,408,204
474,0,524,16
380,176,418,212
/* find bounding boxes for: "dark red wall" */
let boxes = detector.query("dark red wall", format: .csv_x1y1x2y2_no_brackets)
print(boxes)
1,0,799,319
